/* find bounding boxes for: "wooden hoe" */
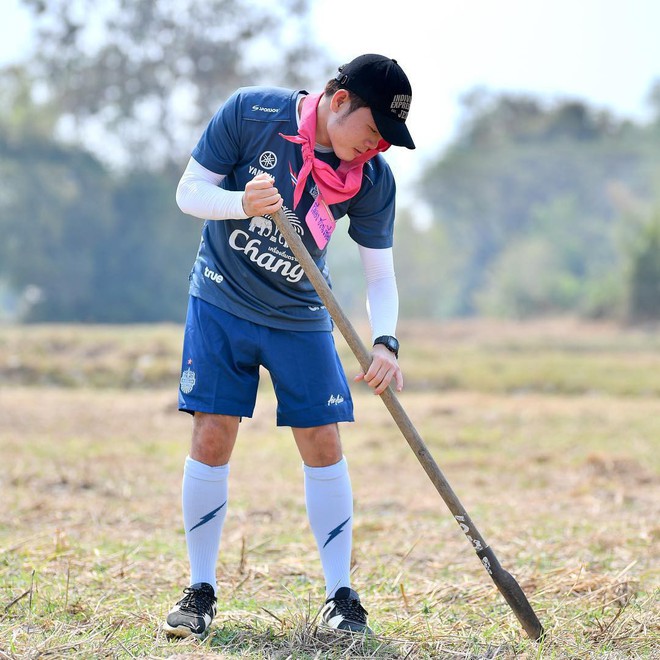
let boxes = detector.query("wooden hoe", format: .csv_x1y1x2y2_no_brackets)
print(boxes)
272,208,545,642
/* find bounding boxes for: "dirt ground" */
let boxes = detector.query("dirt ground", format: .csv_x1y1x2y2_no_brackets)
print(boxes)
1,319,659,657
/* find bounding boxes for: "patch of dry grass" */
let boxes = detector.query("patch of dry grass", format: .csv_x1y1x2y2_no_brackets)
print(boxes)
1,321,659,658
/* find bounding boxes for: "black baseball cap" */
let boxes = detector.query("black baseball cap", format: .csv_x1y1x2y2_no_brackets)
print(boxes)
335,54,415,150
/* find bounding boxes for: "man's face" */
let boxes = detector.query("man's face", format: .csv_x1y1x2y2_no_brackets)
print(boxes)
326,92,383,162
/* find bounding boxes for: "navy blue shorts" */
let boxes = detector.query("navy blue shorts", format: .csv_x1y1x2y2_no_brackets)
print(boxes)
178,296,354,427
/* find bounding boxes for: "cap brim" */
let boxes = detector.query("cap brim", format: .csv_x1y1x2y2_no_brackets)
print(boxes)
372,110,415,150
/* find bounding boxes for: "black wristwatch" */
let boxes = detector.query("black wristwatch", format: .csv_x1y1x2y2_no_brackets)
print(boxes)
373,335,399,359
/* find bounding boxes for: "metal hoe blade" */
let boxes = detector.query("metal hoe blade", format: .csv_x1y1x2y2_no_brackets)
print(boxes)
272,208,545,641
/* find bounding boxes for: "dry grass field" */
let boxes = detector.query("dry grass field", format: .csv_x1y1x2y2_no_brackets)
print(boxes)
1,319,658,658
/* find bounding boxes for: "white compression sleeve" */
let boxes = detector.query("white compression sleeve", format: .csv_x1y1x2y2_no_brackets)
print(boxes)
358,245,399,342
175,157,249,220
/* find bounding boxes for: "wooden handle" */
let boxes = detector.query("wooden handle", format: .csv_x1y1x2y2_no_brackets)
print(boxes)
270,207,544,641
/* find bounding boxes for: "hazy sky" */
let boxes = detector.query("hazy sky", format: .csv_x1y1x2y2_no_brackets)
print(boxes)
2,0,659,190
312,0,660,186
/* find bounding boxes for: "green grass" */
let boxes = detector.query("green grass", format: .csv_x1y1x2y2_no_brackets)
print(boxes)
1,319,659,658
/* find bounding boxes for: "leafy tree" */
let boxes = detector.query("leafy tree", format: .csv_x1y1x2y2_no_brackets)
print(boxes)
0,0,328,322
18,0,325,168
476,195,624,318
391,210,458,320
647,78,660,125
455,87,622,149
0,79,200,322
104,169,202,323
419,88,660,317
0,123,114,321
326,209,455,325
626,211,660,322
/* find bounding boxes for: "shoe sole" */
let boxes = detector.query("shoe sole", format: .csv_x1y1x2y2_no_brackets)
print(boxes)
319,620,372,635
163,622,209,640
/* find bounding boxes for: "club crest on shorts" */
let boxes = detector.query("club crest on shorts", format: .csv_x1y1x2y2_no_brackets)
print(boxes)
180,367,196,394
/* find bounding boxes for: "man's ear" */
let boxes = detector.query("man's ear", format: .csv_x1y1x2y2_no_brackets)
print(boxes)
330,89,351,112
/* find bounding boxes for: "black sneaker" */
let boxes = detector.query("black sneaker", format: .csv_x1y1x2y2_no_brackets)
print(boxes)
163,582,217,639
320,587,372,634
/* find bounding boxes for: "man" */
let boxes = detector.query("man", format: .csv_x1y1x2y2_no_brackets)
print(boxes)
164,53,415,640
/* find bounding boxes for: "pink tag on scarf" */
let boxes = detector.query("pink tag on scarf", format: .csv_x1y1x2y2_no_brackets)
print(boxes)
306,195,335,249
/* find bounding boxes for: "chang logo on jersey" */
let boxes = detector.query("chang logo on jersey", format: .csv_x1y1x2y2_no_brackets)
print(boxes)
228,230,304,283
204,266,223,284
252,105,279,113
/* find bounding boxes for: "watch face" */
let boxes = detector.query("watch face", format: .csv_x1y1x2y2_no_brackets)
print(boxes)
375,335,399,356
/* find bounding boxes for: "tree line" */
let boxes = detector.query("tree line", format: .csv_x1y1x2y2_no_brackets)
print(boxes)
1,0,659,323
414,87,660,321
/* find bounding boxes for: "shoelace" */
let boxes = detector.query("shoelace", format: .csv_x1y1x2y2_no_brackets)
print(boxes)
332,597,368,623
177,586,215,614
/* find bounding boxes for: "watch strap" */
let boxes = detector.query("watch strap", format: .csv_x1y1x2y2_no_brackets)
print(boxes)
373,335,399,359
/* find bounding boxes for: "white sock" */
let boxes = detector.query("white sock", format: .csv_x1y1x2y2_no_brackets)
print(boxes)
182,455,229,595
304,457,353,598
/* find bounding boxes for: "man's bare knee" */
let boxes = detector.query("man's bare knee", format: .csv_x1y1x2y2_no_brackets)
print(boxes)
292,424,343,467
190,413,240,466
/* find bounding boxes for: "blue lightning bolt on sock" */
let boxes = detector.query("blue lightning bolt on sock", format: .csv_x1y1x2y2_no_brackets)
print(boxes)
304,457,353,599
182,456,229,595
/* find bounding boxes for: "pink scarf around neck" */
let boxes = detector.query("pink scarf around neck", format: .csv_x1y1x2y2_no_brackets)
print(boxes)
279,92,390,209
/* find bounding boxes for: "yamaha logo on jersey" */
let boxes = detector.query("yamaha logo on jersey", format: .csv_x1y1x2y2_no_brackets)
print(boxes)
259,151,277,170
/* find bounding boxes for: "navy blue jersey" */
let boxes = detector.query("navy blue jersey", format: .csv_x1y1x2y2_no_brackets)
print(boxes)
188,86,396,331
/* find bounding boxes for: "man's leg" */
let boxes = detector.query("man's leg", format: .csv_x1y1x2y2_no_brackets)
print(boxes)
165,413,239,639
265,324,367,630
293,424,350,596
185,413,239,590
293,425,370,633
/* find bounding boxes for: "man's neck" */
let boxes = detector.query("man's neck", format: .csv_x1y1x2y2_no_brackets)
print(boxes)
312,94,331,148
